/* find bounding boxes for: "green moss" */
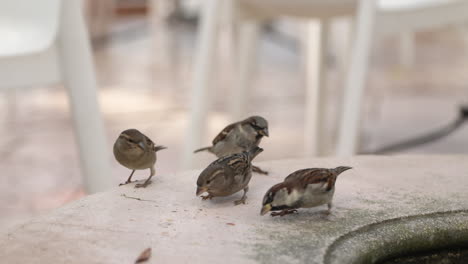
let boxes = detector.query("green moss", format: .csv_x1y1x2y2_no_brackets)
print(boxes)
324,210,468,264
380,247,468,264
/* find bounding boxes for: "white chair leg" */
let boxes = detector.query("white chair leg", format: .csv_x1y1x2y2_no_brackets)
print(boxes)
398,31,415,68
229,20,260,121
84,0,114,39
149,0,177,72
58,0,112,193
218,0,237,101
303,19,329,157
182,0,221,168
333,18,353,78
336,0,377,156
456,23,468,54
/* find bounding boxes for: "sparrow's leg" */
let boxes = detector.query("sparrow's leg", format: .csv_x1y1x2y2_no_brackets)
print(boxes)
270,209,298,217
326,202,333,215
252,165,268,175
201,194,214,200
234,186,249,205
135,166,155,188
119,170,136,186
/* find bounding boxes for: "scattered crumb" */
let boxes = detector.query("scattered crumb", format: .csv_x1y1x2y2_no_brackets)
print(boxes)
135,248,151,263
226,223,235,226
121,194,158,203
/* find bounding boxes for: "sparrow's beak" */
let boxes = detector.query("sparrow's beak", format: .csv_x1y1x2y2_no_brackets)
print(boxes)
138,141,146,151
260,204,272,216
155,145,167,152
259,128,269,137
196,186,207,196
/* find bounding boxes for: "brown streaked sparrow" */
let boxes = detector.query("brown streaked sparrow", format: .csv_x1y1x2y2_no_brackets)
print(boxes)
196,147,264,205
260,166,352,217
113,129,167,188
194,116,269,174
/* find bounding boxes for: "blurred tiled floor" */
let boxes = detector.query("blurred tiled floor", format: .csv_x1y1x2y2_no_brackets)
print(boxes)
1,17,468,232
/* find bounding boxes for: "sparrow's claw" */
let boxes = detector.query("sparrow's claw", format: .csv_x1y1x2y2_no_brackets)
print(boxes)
234,197,247,205
270,209,298,217
201,194,213,200
135,181,151,188
119,180,134,186
323,209,335,217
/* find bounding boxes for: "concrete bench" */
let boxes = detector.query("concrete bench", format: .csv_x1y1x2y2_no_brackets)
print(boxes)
1,155,467,263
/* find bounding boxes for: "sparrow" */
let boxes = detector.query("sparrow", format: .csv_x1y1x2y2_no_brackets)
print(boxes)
194,116,269,174
260,166,352,217
196,146,264,205
113,129,167,188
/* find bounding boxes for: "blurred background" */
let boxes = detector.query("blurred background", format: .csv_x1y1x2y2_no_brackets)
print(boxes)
1,0,468,232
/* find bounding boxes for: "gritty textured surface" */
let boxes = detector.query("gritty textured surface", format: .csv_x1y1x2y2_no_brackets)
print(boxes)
1,155,468,264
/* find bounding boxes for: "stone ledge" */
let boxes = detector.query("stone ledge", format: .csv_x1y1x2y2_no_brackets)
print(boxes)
1,155,467,263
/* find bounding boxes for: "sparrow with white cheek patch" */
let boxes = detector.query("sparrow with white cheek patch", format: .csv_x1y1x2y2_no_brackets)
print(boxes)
194,116,269,175
260,166,352,217
196,147,264,205
113,129,167,188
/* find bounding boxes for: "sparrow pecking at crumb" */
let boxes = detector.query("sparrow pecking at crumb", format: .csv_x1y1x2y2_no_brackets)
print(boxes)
196,147,264,205
260,166,352,217
194,116,269,174
113,129,166,188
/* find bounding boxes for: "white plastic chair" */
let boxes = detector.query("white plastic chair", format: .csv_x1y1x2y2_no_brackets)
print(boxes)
0,0,112,193
184,0,468,164
337,0,468,155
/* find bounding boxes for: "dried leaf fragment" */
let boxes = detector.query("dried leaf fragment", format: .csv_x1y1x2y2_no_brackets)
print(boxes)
135,248,151,263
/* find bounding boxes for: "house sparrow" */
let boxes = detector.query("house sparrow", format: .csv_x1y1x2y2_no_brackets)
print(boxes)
194,116,269,174
113,129,167,188
196,147,264,205
260,166,352,217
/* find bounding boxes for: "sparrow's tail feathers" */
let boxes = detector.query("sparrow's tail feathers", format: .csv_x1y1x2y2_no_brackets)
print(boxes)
154,145,167,152
194,146,212,153
334,166,352,175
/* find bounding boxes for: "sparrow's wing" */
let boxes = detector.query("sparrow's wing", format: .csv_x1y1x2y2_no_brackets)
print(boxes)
142,134,156,150
226,153,249,173
212,123,238,145
224,153,250,183
284,168,322,182
286,169,334,192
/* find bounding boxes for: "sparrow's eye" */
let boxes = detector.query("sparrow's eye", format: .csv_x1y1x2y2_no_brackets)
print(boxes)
264,192,274,204
251,123,262,130
206,180,211,184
